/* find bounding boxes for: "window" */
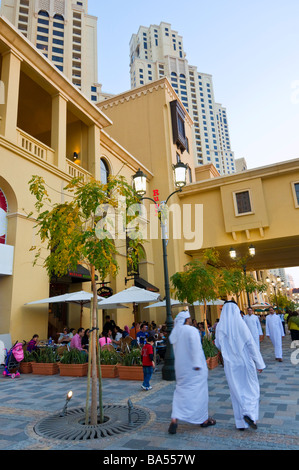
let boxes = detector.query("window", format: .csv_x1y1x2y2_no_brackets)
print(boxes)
170,100,187,152
292,182,299,207
100,158,110,184
234,191,253,215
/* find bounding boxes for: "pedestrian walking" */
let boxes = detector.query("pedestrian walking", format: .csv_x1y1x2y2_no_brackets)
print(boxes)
286,312,299,341
141,333,155,391
215,300,265,431
168,310,216,434
243,307,264,350
266,307,285,361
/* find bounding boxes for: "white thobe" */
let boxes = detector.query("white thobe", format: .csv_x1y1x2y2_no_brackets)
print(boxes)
171,325,209,424
266,313,285,359
243,314,263,350
215,334,265,429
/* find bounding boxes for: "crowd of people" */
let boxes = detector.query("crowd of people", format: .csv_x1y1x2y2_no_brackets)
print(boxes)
168,302,298,435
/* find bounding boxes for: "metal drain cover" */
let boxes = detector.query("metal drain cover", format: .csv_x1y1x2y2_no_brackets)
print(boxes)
34,404,150,441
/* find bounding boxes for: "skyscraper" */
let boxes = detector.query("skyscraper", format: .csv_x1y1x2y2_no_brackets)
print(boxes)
129,22,236,175
0,0,101,102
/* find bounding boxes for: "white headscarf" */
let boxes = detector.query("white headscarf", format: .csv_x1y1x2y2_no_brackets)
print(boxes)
169,310,191,345
215,301,253,358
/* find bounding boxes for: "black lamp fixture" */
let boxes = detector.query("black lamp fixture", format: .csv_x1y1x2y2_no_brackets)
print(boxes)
132,160,188,381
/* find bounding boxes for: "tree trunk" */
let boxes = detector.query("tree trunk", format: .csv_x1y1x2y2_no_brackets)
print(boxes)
85,304,93,425
90,265,98,425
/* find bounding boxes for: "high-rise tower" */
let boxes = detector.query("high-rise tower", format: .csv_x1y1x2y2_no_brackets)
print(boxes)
0,0,101,101
130,22,236,175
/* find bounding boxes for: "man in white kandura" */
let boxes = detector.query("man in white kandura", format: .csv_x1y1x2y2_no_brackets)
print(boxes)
266,306,285,362
215,301,266,431
168,310,216,434
243,307,264,350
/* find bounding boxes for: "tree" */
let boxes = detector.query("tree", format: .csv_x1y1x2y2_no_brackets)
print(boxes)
171,249,267,325
28,175,143,425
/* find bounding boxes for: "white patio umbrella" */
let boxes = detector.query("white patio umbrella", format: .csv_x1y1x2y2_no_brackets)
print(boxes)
25,290,107,327
143,298,188,309
97,286,161,333
97,286,160,307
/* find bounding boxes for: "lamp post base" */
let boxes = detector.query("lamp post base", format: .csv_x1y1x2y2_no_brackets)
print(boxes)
162,340,175,381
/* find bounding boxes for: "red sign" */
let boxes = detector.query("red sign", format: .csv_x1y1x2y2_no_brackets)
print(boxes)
0,188,7,245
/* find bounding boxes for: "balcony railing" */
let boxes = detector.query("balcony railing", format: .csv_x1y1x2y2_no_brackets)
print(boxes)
66,160,92,183
17,128,55,165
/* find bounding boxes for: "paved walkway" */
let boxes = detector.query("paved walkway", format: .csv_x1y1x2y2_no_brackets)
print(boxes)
0,335,298,451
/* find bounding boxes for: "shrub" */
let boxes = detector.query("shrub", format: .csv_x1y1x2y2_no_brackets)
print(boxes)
119,348,142,366
32,347,60,363
100,348,118,365
202,336,218,359
60,348,87,364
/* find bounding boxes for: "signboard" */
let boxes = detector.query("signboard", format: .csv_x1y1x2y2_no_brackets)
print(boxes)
97,286,113,298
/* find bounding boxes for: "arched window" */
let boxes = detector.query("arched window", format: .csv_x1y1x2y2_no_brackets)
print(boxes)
100,158,110,185
54,14,64,21
38,10,49,17
0,188,8,245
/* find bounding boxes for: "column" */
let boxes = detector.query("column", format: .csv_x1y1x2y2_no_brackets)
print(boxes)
88,124,101,178
51,92,68,171
0,50,22,143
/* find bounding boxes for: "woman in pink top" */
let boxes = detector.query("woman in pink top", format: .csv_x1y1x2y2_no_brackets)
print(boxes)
99,329,112,348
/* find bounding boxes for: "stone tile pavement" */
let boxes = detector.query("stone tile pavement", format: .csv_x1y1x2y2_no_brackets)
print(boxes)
0,335,298,451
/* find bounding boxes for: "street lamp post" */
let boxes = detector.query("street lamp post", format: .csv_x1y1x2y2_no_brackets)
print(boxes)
229,245,256,308
132,162,188,381
266,276,284,307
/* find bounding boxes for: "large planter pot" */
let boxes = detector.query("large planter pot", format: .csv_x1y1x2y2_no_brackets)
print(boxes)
206,355,219,370
19,362,33,374
117,365,143,381
31,362,59,375
100,365,119,378
59,363,88,377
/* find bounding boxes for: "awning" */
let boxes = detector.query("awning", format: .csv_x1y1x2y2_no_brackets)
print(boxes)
134,277,159,293
52,265,98,283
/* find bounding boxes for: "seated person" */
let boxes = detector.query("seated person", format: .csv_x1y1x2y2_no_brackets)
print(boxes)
111,326,123,349
70,328,85,351
81,329,90,351
122,325,130,338
27,334,39,352
58,327,72,344
99,329,112,348
130,322,140,340
137,324,148,346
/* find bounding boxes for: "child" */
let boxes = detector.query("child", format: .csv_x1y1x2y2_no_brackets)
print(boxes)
141,333,155,391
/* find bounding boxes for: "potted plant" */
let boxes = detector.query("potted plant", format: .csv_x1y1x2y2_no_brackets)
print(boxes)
31,347,60,375
59,348,88,377
19,350,35,374
117,348,143,380
202,336,219,370
99,348,119,378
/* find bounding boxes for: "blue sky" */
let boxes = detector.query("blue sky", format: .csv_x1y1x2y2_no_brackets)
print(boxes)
89,0,299,171
89,0,299,286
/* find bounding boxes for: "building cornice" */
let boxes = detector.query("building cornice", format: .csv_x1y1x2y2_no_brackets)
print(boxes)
98,77,194,127
180,159,299,196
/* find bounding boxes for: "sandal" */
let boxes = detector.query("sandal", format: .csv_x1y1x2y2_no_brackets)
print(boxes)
200,417,216,428
243,415,257,430
168,422,178,434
